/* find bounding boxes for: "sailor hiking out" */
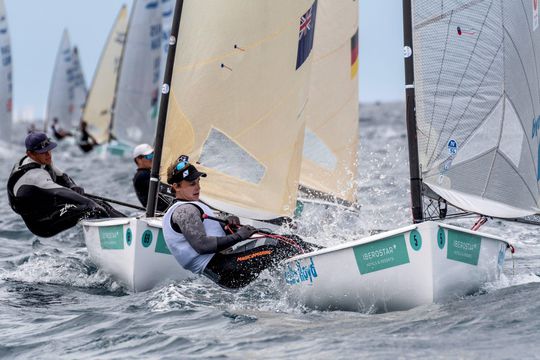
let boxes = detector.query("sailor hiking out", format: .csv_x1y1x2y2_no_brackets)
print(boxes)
7,132,124,237
162,156,317,289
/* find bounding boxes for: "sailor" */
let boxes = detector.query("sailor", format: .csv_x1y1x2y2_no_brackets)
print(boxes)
132,143,173,212
78,121,97,153
162,155,315,289
7,132,124,237
50,117,72,140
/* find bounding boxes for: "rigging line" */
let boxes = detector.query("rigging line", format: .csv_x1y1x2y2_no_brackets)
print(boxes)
426,0,496,166
425,8,456,161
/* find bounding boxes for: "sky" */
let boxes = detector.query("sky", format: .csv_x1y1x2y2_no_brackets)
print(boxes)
4,0,405,121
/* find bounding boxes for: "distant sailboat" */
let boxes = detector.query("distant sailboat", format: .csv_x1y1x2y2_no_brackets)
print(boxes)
45,30,87,137
0,0,12,143
81,5,128,145
299,0,359,208
111,0,162,146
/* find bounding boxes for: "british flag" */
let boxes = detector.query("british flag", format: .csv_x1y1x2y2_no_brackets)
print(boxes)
296,0,318,70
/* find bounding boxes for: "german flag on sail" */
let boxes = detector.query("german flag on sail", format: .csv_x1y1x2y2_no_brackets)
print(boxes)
351,29,359,78
296,0,318,70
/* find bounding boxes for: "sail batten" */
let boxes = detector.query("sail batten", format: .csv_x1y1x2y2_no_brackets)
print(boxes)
413,0,540,217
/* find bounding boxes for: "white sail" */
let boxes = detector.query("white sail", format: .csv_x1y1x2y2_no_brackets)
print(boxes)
0,0,11,143
299,0,359,204
82,5,128,144
160,0,174,80
160,0,318,220
412,0,540,218
46,30,87,133
112,0,162,145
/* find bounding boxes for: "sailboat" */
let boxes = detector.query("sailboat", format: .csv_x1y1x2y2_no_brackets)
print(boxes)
0,0,12,143
82,0,318,291
45,30,87,138
81,5,128,149
282,0,524,312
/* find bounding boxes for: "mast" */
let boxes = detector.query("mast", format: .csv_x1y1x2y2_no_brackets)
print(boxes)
402,0,423,223
146,0,184,217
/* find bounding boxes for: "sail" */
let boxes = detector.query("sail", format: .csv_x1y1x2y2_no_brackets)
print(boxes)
299,0,359,204
412,0,540,218
160,0,317,220
112,0,162,145
82,5,128,144
46,30,87,132
0,0,12,143
160,0,174,80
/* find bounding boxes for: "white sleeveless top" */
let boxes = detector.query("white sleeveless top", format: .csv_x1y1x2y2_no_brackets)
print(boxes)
162,200,225,274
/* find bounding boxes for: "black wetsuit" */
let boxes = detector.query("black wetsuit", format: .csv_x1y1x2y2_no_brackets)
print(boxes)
7,156,124,237
78,129,95,153
132,168,173,212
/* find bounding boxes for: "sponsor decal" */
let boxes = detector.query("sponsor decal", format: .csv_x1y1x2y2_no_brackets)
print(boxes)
437,228,446,249
141,230,153,248
447,139,458,155
99,225,124,250
447,230,481,265
284,258,318,285
409,230,422,251
353,235,410,274
59,203,76,217
155,229,171,254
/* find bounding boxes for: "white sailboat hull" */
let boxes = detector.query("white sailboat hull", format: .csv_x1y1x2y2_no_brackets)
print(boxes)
82,217,191,292
282,221,509,312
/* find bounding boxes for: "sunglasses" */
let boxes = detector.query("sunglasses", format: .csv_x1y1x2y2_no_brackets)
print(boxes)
143,153,154,160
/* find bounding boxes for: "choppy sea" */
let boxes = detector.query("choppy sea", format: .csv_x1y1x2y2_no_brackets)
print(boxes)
1,103,539,359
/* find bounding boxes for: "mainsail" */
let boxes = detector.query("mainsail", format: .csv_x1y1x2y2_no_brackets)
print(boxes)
299,0,359,205
46,30,87,132
411,0,540,218
112,0,162,145
82,5,128,144
156,0,317,220
0,0,12,143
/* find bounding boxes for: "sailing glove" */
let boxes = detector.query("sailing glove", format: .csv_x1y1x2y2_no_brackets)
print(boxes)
71,186,85,195
234,225,257,240
225,215,241,226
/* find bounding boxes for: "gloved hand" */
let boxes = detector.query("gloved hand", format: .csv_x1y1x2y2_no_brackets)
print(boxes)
225,215,240,226
234,225,257,240
71,186,85,195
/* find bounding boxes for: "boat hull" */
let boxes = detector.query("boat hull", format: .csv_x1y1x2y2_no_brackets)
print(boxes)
82,217,191,292
282,221,509,312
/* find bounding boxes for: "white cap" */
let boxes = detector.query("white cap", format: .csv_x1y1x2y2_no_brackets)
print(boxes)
132,143,154,159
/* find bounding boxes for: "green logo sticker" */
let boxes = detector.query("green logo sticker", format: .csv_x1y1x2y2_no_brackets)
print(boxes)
155,229,171,254
447,230,481,265
437,228,445,249
409,230,422,251
141,230,153,248
126,228,132,246
353,235,410,274
99,225,124,250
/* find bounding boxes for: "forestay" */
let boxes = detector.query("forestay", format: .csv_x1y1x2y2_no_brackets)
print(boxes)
300,0,359,205
112,0,162,145
412,0,540,218
159,0,317,220
82,5,128,144
0,0,12,143
46,30,87,132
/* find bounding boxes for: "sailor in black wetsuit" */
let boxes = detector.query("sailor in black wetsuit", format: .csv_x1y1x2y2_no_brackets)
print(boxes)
7,132,124,237
162,156,317,289
132,143,173,212
78,121,97,153
50,117,72,140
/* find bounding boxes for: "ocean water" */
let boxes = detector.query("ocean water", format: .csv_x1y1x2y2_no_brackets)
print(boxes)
1,103,539,359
